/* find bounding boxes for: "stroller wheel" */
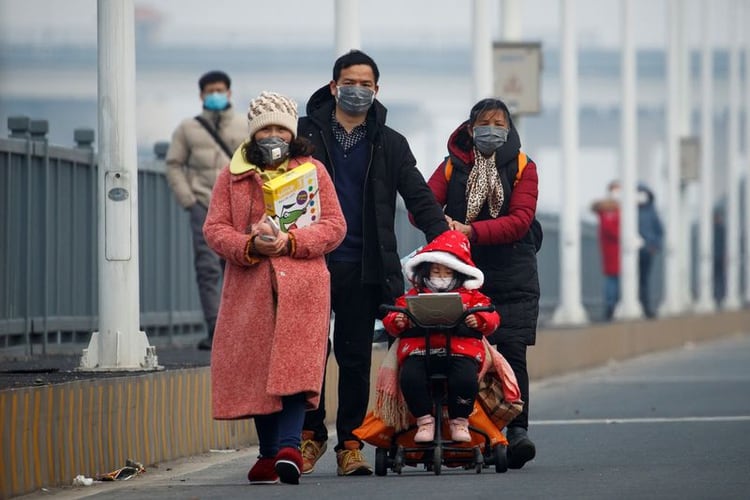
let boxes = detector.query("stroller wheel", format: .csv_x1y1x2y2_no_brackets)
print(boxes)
375,448,388,476
493,444,508,473
393,445,405,474
474,447,484,473
433,445,442,475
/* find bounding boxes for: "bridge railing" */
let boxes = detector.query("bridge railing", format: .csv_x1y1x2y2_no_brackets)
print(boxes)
0,122,203,352
1,118,660,353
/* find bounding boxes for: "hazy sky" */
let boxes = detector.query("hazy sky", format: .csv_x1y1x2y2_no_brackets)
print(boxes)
0,0,735,50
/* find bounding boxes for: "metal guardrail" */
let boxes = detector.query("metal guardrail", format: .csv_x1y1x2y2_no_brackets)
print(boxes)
1,116,652,353
1,122,203,352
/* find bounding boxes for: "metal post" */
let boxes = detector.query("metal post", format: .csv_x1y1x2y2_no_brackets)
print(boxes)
745,2,750,305
334,0,360,56
723,0,742,310
616,0,643,319
695,0,717,313
551,0,587,325
80,0,160,371
501,0,522,41
472,0,493,101
660,0,685,316
678,3,695,308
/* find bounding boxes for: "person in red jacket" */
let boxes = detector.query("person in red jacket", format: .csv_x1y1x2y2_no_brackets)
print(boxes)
382,230,500,443
591,181,621,321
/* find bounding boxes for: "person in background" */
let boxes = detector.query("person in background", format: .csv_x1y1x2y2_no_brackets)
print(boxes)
382,230,500,443
203,91,346,485
297,49,449,476
636,183,663,318
165,70,247,350
591,181,621,321
713,210,726,303
426,97,540,470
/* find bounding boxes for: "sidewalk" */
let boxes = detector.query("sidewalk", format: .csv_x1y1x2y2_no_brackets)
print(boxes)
0,335,211,390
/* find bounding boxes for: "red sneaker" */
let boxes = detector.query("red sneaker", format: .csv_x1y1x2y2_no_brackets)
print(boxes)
275,447,303,485
247,457,279,485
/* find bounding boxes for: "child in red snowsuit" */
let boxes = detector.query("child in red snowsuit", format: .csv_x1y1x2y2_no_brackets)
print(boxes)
382,230,500,443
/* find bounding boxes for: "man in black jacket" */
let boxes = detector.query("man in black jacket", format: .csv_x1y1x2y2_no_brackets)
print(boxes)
297,50,448,476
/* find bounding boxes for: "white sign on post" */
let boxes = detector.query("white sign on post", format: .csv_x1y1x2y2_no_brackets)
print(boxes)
679,137,700,182
492,42,543,115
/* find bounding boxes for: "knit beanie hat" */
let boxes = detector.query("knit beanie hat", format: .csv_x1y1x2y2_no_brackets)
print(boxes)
247,91,298,139
404,230,484,290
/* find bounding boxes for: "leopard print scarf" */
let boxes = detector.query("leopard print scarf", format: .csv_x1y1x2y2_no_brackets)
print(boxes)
465,147,504,223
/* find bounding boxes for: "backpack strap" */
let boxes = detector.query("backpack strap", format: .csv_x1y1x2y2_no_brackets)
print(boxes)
444,151,528,184
444,156,453,181
195,115,234,158
514,151,528,187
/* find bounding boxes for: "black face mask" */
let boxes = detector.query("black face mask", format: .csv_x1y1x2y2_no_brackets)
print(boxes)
472,126,509,155
256,137,290,166
336,85,375,115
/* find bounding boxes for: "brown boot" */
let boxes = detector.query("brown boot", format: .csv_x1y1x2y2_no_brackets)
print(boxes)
335,440,373,476
300,430,327,474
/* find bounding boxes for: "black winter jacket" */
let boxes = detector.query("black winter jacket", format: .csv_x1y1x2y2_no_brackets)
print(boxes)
298,85,449,301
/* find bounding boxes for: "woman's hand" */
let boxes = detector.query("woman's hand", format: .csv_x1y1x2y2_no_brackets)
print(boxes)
249,215,291,257
449,219,473,240
253,231,290,257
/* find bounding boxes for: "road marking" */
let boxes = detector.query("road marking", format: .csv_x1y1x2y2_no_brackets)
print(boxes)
533,416,750,425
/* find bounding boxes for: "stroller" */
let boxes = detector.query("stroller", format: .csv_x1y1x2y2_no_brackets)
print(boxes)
371,303,510,476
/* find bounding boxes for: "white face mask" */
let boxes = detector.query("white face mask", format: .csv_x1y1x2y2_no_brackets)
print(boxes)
425,276,455,292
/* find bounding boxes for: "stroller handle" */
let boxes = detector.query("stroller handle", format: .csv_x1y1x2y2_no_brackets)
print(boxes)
379,304,495,331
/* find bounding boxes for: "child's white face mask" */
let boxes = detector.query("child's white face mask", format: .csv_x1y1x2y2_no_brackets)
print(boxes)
425,277,455,292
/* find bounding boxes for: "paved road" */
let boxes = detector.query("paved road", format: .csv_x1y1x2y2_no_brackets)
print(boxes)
20,333,750,500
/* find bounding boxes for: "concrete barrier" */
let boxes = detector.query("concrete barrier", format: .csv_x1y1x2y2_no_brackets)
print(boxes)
1,309,748,498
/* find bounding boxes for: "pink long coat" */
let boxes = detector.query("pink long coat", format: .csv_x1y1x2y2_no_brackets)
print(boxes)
204,153,346,420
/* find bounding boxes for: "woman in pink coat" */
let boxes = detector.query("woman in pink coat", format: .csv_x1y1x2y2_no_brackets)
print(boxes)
203,91,346,486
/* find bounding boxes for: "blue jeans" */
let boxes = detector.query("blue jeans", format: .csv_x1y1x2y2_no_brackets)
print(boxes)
253,393,307,458
604,275,620,320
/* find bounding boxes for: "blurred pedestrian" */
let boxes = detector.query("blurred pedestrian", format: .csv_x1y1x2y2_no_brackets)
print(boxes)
713,210,726,303
203,91,346,485
636,183,663,318
165,70,247,350
426,97,541,469
297,49,449,476
591,181,621,321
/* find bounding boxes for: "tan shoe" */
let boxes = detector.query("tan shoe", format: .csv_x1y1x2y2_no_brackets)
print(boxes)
300,431,327,474
335,440,373,476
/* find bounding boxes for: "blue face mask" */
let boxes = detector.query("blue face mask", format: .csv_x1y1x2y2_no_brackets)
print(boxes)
203,92,229,111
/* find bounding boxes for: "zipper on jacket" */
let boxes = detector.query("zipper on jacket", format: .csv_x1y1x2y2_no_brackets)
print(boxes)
359,144,376,281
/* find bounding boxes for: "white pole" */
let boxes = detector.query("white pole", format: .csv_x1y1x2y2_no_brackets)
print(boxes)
334,0,360,56
80,0,160,371
551,0,588,325
501,0,522,41
616,0,643,319
472,0,493,101
695,0,716,313
723,0,742,310
678,3,695,309
695,0,717,313
745,2,750,305
661,0,685,316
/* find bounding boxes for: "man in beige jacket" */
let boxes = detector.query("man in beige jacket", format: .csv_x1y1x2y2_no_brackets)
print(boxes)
165,70,247,350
